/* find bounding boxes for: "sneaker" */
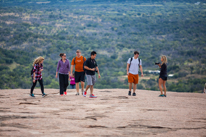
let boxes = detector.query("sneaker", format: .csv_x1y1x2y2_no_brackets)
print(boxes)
30,94,35,97
83,91,87,97
60,94,64,96
159,94,164,97
64,91,67,95
132,92,136,96
128,91,131,96
90,94,97,98
42,93,47,97
164,94,167,97
75,92,79,96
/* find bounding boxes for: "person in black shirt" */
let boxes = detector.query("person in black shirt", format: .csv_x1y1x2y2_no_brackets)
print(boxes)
83,51,101,98
157,55,167,97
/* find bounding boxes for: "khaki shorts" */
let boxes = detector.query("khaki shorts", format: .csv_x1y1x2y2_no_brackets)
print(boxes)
128,73,139,84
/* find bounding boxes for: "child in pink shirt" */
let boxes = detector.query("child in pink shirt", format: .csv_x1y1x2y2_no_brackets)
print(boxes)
69,73,76,89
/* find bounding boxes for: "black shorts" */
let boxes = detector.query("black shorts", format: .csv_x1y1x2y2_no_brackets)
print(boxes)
75,71,85,83
159,75,167,81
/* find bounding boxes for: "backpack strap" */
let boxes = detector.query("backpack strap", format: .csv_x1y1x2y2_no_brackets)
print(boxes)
73,57,76,65
83,56,86,62
74,56,86,65
138,58,141,68
129,57,133,70
129,58,141,70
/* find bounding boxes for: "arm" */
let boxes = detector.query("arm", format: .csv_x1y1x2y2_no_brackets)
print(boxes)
96,66,101,78
40,64,43,72
139,65,144,77
56,61,60,78
33,65,36,82
68,60,70,76
70,65,74,76
127,63,130,75
84,66,95,71
70,58,74,77
33,72,35,83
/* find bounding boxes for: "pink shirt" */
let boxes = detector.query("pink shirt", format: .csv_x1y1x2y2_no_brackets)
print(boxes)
70,77,75,85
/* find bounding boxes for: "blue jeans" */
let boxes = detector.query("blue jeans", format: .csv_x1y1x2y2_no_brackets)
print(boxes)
70,84,75,89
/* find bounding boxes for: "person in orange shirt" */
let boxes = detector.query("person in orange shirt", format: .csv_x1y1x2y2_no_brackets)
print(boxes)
70,50,86,95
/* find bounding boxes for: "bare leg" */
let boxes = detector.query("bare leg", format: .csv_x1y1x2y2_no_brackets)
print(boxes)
85,85,90,92
90,85,94,95
76,83,79,93
129,83,132,91
81,81,84,91
163,81,167,95
159,78,163,95
133,84,137,93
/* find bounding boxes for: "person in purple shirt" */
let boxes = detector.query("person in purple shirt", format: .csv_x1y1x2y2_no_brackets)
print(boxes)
56,53,70,96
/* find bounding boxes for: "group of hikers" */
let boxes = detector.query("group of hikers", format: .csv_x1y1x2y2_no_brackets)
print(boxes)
30,50,169,98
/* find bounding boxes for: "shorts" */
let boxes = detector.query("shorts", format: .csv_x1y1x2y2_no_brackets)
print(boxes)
75,71,85,83
86,75,96,86
128,73,139,84
159,75,167,81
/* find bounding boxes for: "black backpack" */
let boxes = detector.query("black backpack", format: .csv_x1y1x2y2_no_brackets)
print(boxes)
31,67,34,76
129,57,141,70
83,61,87,72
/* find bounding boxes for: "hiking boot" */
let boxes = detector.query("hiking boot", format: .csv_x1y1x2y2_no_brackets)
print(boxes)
42,93,47,98
128,91,131,96
132,92,136,96
83,91,87,97
64,91,67,95
75,92,79,96
30,94,35,97
90,94,97,98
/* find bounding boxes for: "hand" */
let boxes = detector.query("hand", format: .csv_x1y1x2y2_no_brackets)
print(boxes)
141,74,144,77
40,69,43,72
70,73,73,77
33,79,35,83
55,74,58,78
91,68,96,71
127,72,129,75
98,74,101,79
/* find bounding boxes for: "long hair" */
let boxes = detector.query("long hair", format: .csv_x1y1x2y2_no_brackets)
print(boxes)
161,55,167,65
32,56,44,66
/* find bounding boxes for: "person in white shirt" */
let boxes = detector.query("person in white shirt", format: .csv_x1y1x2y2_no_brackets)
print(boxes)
126,51,144,96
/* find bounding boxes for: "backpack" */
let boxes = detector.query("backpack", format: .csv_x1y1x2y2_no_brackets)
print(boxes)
31,67,34,76
83,61,86,72
73,56,86,71
129,57,141,70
